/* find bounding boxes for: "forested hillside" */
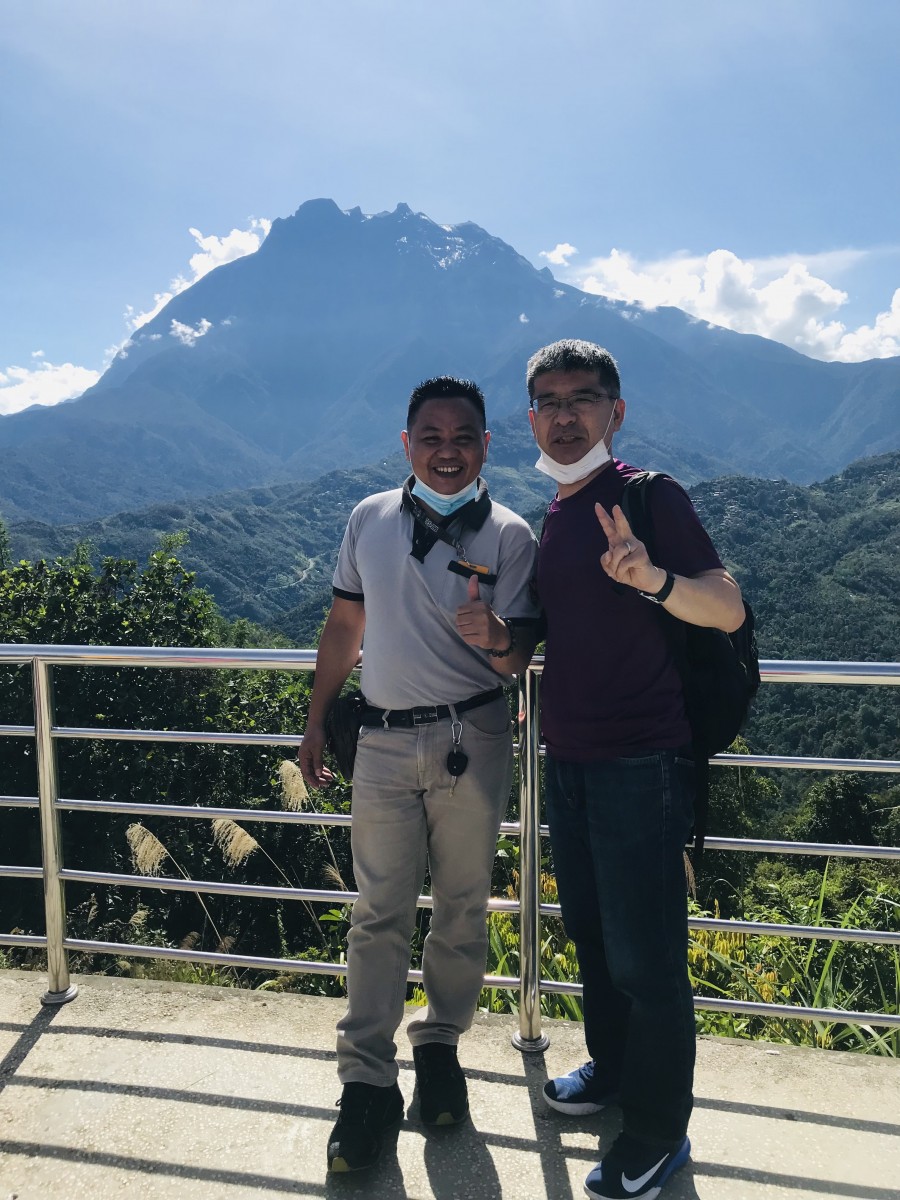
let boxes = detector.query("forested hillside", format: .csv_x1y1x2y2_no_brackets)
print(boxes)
8,449,898,770
688,453,900,768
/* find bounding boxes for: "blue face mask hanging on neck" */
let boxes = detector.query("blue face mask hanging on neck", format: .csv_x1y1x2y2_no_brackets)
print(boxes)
411,475,479,517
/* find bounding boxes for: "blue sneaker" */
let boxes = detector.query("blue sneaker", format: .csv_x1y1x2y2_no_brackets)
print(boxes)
584,1133,690,1199
542,1060,618,1115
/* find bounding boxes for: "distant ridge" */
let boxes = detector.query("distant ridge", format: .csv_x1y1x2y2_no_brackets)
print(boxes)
1,200,898,524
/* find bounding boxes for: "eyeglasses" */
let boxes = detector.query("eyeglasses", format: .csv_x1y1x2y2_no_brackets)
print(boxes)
530,391,617,417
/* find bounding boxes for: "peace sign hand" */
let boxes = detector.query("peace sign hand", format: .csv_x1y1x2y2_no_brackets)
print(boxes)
595,502,667,594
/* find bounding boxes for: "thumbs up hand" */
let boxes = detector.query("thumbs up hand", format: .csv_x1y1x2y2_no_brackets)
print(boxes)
455,569,510,653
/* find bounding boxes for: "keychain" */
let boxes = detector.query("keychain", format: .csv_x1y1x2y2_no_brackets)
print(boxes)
447,718,468,777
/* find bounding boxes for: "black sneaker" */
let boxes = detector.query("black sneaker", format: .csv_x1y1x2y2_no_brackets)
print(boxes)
326,1081,404,1173
412,1042,469,1126
583,1132,691,1199
543,1060,618,1115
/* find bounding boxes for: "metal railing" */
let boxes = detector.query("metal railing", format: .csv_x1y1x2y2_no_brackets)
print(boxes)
1,645,899,1046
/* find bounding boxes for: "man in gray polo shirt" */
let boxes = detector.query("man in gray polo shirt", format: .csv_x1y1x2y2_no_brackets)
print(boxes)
298,376,540,1174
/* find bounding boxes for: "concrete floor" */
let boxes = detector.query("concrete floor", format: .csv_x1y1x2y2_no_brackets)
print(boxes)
0,970,898,1200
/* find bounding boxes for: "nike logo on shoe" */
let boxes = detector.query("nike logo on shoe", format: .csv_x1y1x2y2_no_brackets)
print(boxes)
621,1154,668,1193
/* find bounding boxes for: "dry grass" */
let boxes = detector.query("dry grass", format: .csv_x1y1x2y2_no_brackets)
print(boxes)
278,759,309,811
126,823,169,876
212,818,259,867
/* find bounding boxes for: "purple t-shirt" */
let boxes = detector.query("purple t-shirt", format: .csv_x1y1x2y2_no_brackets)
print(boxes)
537,460,723,761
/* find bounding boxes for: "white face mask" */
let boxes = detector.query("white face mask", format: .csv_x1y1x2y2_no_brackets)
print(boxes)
533,405,617,485
411,475,479,517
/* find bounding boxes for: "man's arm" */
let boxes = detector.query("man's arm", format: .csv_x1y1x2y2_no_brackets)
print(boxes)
297,597,366,789
596,503,745,633
455,573,539,675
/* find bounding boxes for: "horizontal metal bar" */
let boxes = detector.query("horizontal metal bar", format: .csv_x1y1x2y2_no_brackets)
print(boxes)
0,726,35,738
58,868,522,915
61,937,522,991
691,995,900,1027
712,752,900,774
0,865,43,879
0,795,40,809
0,933,47,949
51,801,900,864
689,915,900,946
54,726,304,747
58,869,360,905
57,797,524,838
759,661,900,686
59,798,353,826
537,978,900,1028
59,870,900,944
522,659,900,685
2,645,900,687
0,645,320,670
536,900,900,945
42,728,900,782
703,835,900,860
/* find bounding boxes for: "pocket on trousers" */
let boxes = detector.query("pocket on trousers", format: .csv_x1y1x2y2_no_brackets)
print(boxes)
464,700,513,738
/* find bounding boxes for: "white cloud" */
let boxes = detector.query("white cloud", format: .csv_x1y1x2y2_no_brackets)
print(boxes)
519,313,530,323
545,243,900,362
170,318,212,347
835,289,900,360
0,359,101,415
540,242,578,267
125,217,271,333
2,217,270,416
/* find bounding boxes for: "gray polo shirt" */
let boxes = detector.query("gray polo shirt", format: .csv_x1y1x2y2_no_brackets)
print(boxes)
332,487,540,709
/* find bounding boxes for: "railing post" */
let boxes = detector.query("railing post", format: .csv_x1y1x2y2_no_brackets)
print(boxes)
32,657,77,1005
512,665,549,1052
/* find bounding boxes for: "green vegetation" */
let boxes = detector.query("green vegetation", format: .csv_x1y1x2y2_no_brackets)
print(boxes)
0,539,354,984
2,447,899,1050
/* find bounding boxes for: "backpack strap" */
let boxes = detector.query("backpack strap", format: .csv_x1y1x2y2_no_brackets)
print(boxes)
621,471,709,863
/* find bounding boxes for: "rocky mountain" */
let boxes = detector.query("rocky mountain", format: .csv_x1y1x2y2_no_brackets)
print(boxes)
1,199,898,525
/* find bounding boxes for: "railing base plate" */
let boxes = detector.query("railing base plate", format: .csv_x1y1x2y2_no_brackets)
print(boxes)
511,1031,550,1053
41,984,78,1006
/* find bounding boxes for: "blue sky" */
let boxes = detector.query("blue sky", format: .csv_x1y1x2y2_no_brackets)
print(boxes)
2,0,899,413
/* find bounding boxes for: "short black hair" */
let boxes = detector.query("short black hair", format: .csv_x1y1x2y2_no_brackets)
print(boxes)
526,340,621,399
407,376,486,430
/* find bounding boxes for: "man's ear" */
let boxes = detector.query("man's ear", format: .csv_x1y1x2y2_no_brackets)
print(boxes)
528,408,537,440
613,399,626,431
400,429,411,460
483,429,491,461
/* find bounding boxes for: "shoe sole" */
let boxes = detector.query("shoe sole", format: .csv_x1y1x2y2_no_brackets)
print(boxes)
543,1091,613,1116
421,1105,469,1127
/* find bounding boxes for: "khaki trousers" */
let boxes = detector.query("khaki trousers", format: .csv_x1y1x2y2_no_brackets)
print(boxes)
336,695,514,1085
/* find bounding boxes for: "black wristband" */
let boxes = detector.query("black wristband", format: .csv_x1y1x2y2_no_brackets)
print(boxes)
638,570,675,604
487,618,516,658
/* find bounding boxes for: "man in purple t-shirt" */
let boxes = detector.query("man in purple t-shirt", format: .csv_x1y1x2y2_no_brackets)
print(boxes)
528,339,744,1200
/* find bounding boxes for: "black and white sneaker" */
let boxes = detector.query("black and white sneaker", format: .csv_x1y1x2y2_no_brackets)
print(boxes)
543,1060,618,1115
326,1081,404,1172
584,1132,691,1199
413,1042,469,1125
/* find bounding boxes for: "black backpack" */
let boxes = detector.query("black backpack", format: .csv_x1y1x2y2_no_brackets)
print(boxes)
621,471,760,857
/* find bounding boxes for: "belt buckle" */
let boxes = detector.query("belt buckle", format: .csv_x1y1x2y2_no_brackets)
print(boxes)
412,706,438,726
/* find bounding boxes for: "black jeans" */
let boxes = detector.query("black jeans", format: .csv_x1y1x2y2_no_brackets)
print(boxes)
545,749,696,1148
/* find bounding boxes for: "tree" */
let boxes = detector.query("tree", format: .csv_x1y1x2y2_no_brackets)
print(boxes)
0,545,343,971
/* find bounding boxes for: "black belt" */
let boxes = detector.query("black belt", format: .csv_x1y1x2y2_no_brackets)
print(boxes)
360,686,504,728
